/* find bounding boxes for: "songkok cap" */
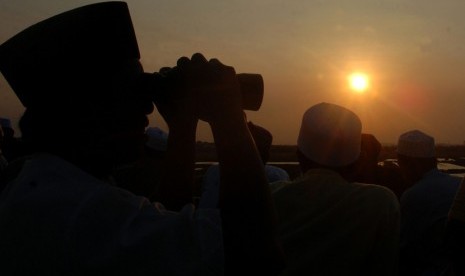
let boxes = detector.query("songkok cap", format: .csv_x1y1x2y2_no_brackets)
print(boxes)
297,102,362,167
0,118,12,129
145,127,168,152
397,130,435,158
0,1,140,107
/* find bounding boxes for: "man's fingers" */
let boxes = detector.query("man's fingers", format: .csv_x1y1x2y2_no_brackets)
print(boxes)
191,53,207,64
159,67,172,75
209,58,223,66
209,58,236,74
177,56,190,67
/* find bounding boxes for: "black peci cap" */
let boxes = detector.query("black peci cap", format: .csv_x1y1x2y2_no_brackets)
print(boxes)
0,1,140,107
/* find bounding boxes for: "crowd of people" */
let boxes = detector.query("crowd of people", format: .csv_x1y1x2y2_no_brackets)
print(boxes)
0,2,463,275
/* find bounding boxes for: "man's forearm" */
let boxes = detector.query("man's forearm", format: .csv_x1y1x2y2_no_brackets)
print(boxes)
211,114,283,274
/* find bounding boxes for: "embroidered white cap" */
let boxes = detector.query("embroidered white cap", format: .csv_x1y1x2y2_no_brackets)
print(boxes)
397,130,435,158
297,102,362,167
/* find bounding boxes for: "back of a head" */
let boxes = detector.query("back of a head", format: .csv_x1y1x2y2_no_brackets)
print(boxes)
297,102,362,170
397,130,437,181
361,133,381,161
247,121,273,164
397,130,435,159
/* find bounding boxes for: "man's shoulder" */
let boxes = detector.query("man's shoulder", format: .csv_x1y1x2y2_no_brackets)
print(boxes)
406,170,462,197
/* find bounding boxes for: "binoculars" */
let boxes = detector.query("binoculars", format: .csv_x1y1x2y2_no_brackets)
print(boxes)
141,72,264,111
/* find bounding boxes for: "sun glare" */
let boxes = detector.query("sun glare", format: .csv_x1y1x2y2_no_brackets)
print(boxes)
348,73,369,93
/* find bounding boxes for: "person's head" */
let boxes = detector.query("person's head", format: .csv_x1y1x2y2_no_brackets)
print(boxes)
0,2,153,177
247,121,273,164
355,133,382,183
361,133,381,162
296,102,362,181
397,130,437,185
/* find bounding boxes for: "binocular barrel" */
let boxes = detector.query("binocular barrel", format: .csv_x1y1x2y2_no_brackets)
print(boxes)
236,73,264,111
142,72,264,111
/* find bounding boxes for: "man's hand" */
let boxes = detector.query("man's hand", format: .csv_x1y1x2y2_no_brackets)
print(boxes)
154,53,242,127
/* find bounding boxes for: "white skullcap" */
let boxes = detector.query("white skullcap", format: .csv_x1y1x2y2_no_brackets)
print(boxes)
297,102,362,167
397,130,435,158
145,127,168,151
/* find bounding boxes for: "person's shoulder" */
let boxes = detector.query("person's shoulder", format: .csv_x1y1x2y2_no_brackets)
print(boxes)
5,153,105,191
411,170,462,196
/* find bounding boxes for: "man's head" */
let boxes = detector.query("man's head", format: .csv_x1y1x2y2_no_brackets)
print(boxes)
297,102,362,179
354,133,382,183
397,130,436,184
0,2,153,176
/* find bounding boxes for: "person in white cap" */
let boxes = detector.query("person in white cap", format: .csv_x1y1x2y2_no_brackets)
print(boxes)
397,130,461,276
270,102,400,276
0,2,283,275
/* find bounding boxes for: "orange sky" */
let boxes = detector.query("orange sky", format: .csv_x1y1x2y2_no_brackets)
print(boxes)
2,0,465,145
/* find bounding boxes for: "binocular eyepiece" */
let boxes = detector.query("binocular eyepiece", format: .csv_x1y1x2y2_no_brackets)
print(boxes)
140,72,264,111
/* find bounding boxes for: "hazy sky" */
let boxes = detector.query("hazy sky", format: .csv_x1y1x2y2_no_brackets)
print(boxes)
1,0,465,144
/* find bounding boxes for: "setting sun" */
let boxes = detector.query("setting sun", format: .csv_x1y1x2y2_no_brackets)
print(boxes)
348,73,369,93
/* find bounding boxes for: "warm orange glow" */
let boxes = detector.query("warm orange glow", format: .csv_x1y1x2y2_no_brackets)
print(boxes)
348,73,369,93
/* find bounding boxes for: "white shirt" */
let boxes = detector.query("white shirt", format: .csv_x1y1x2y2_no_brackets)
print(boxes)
271,169,400,276
0,153,223,275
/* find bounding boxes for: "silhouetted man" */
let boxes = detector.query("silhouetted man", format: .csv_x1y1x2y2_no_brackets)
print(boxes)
271,102,400,276
397,130,461,275
0,2,282,275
